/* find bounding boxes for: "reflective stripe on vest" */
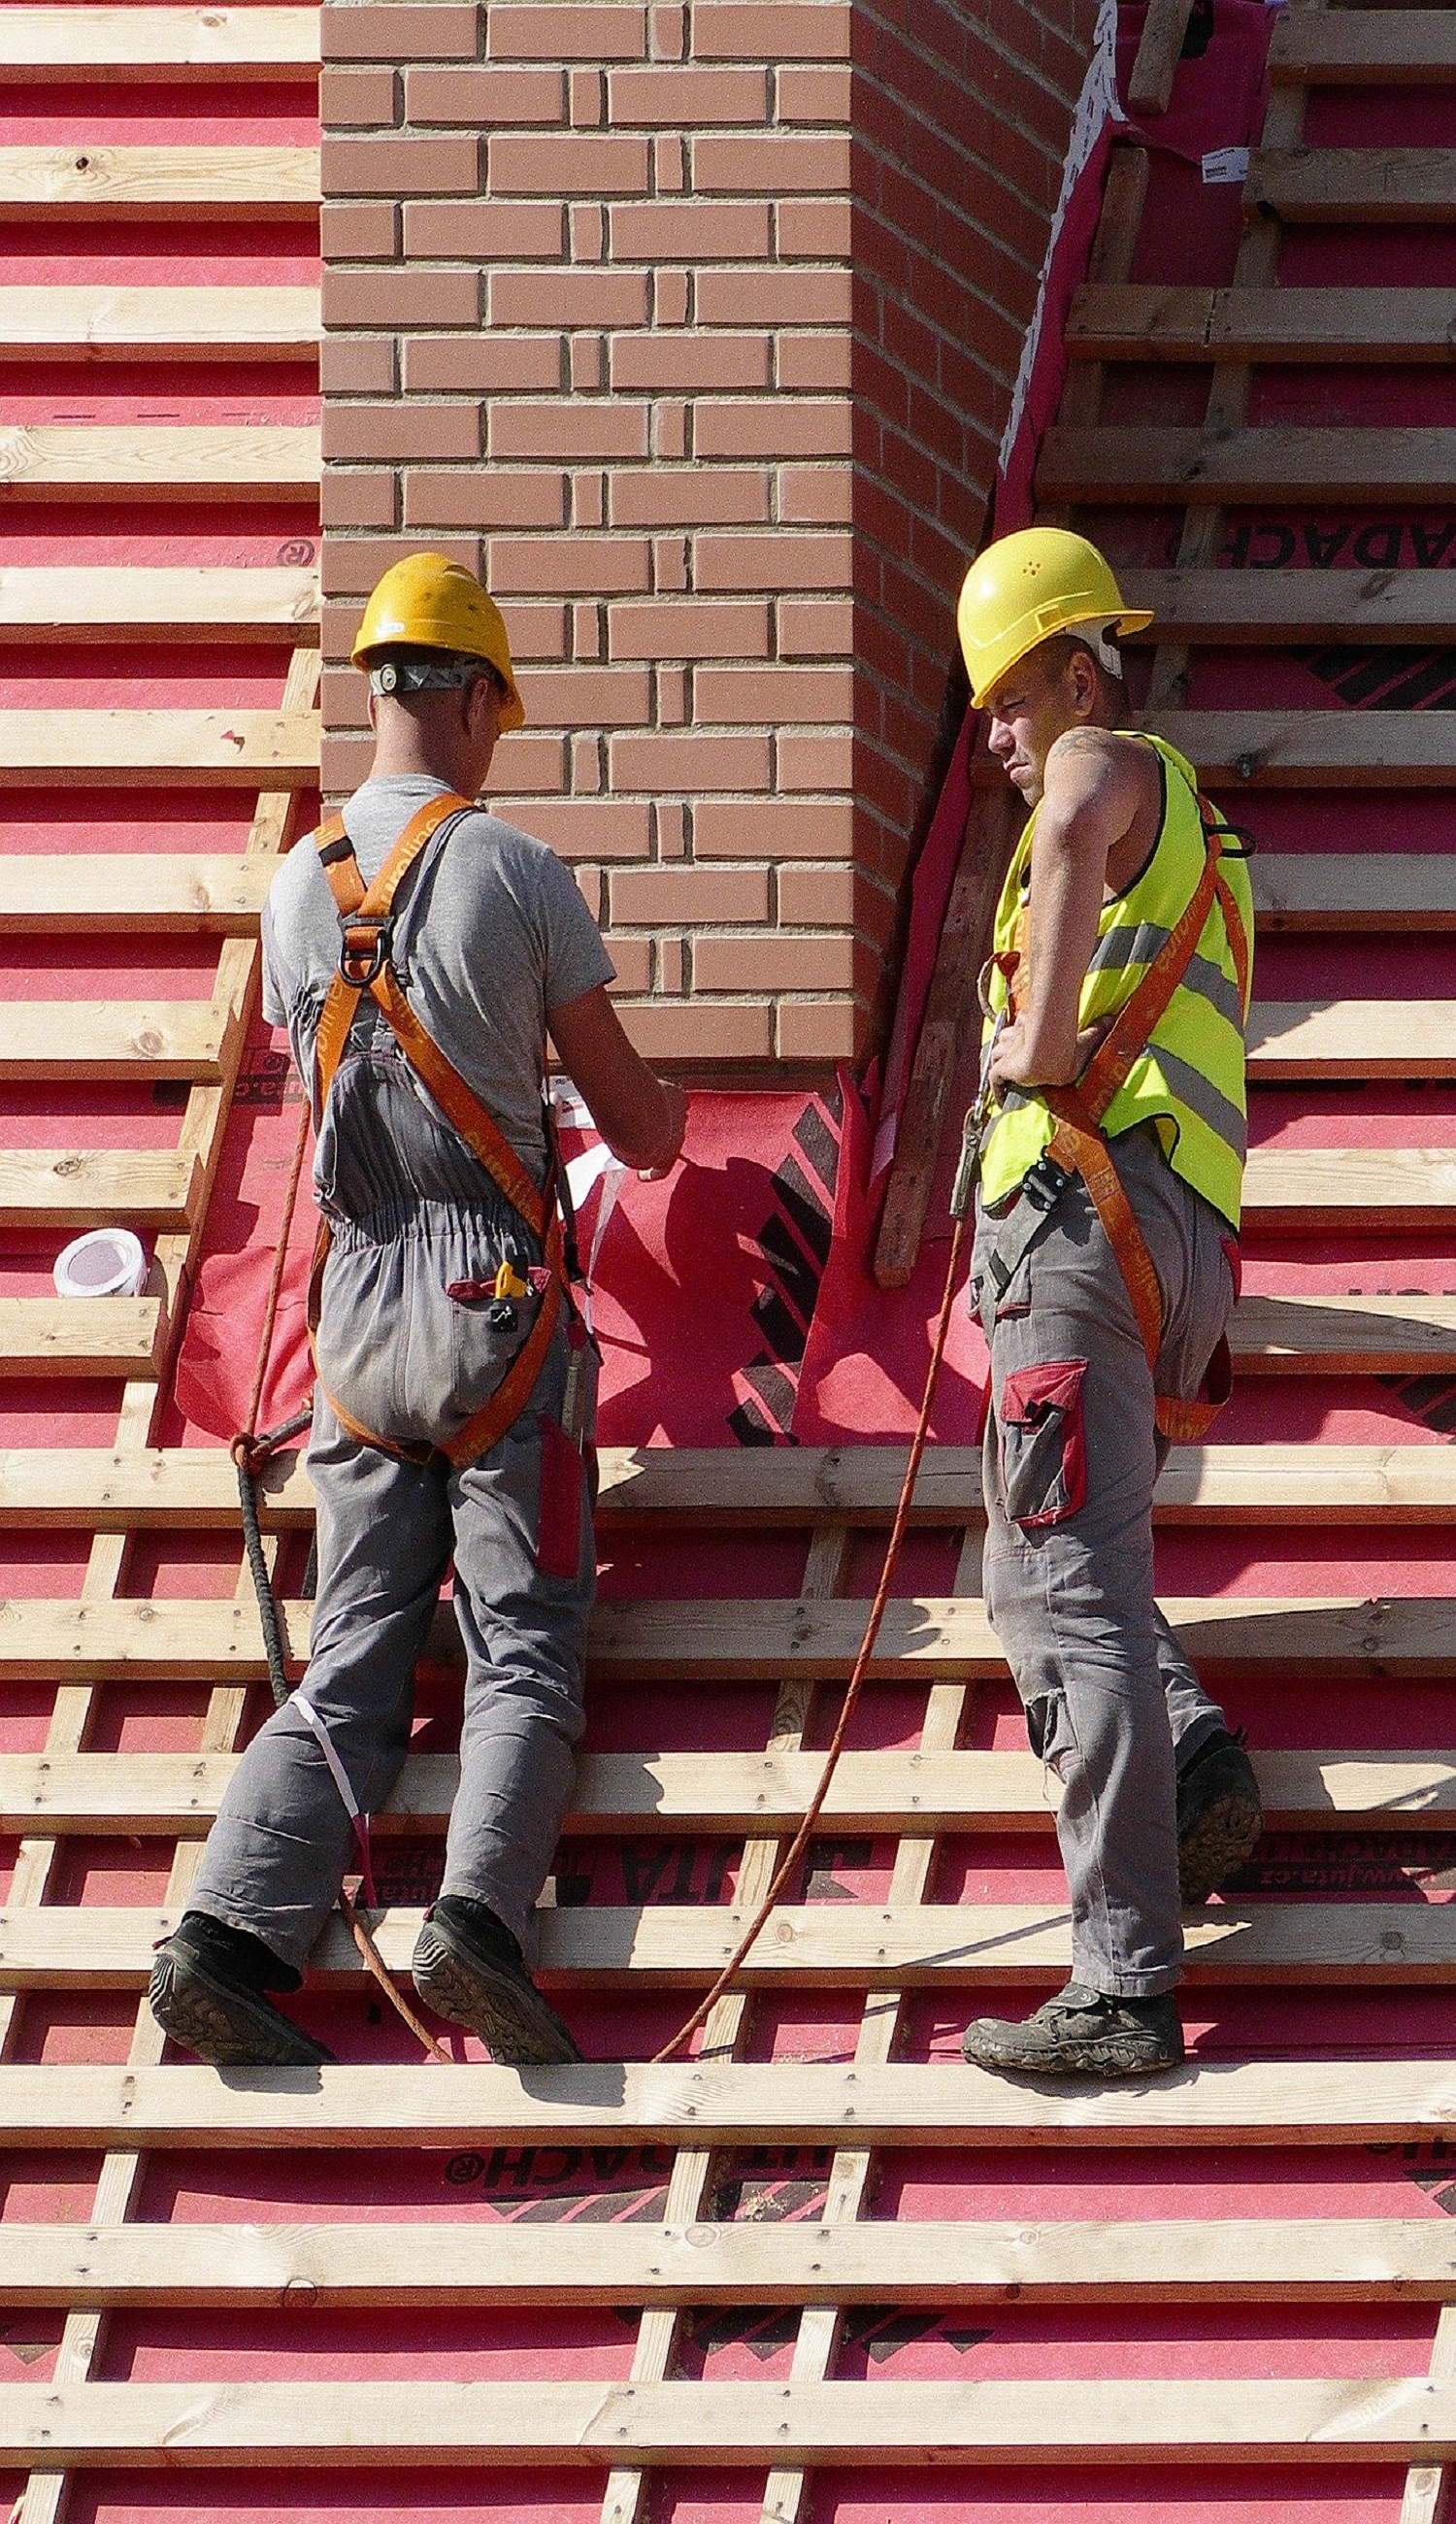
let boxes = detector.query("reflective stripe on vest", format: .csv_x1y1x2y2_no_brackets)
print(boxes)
978,731,1253,1230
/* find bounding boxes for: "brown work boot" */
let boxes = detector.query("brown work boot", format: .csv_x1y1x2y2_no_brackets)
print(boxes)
149,1913,335,2070
961,1982,1184,2081
412,1896,581,2067
1176,1727,1263,1906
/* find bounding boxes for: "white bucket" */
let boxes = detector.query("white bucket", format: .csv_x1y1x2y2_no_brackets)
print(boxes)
52,1227,149,1300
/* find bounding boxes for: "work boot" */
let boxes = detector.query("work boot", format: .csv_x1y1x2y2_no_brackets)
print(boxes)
412,1895,582,2067
961,1982,1184,2081
149,1912,335,2070
1176,1726,1263,1906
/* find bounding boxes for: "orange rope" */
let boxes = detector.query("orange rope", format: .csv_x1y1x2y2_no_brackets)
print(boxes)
651,1208,970,2065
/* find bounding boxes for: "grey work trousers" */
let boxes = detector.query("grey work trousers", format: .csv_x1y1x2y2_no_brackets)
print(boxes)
972,1123,1236,1999
189,1322,595,1974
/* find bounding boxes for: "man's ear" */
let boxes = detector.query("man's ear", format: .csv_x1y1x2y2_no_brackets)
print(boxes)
366,690,379,733
1067,645,1099,723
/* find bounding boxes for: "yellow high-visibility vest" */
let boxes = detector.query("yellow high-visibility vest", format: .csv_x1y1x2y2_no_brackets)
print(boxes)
978,732,1254,1230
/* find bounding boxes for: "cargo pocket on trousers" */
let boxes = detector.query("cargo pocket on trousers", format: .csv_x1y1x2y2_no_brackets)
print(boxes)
536,1411,584,1579
999,1357,1088,1528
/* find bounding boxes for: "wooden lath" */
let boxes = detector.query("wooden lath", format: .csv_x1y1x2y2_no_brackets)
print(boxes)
0,7,320,78
0,709,317,785
0,567,319,640
0,145,319,213
0,288,320,359
0,423,319,497
1069,282,1456,360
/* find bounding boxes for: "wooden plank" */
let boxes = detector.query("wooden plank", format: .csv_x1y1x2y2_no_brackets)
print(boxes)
1039,425,1456,502
7,2215,1456,2309
0,289,318,360
0,8,320,79
0,147,318,214
1256,854,1456,931
7,2375,1456,2467
0,567,317,642
8,1900,1456,1988
1125,0,1195,115
1273,10,1456,78
1251,147,1456,222
0,1300,164,1380
0,424,319,498
1122,569,1456,645
6,854,274,933
1148,711,1456,787
1069,282,1456,362
0,1152,200,1232
0,1744,1446,1838
0,1003,226,1082
1246,1000,1456,1079
0,711,317,787
1233,1293,1456,1374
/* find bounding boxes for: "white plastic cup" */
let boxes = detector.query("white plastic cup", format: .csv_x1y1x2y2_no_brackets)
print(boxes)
52,1228,149,1300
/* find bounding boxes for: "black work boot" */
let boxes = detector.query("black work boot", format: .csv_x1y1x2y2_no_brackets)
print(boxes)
961,1981,1184,2081
1176,1726,1263,1906
149,1912,335,2070
412,1896,582,2066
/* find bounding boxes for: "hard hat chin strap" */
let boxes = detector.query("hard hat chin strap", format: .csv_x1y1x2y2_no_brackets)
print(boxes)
369,652,488,699
1083,617,1125,680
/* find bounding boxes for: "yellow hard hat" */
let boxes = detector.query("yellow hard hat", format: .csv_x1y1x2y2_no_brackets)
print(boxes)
351,552,524,732
956,527,1152,710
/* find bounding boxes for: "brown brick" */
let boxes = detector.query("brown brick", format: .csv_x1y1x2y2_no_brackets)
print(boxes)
695,665,853,723
775,63,851,119
608,199,770,260
651,3,685,60
321,133,481,197
610,865,770,924
323,3,480,60
600,936,652,993
694,800,853,858
405,64,563,122
694,931,854,991
323,731,374,793
323,401,481,462
609,730,770,789
403,334,562,392
321,664,369,728
404,201,563,260
404,471,566,529
695,529,851,592
320,200,398,260
608,598,769,660
696,265,849,325
324,267,480,330
488,132,649,195
605,63,767,122
777,197,851,258
777,864,854,924
488,401,649,462
321,335,396,395
692,132,850,192
778,596,852,655
614,1000,773,1059
694,399,851,460
496,600,567,660
322,534,479,596
321,598,365,661
524,665,653,723
693,2,850,56
778,464,852,522
610,468,769,526
489,537,650,594
778,730,852,788
609,332,769,392
487,5,645,59
320,470,398,529
320,66,397,127
515,799,652,858
776,997,859,1060
490,268,648,327
778,329,852,390
482,732,568,796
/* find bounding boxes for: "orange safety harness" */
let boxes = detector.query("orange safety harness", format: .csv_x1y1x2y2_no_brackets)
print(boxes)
996,795,1252,1444
310,789,578,1469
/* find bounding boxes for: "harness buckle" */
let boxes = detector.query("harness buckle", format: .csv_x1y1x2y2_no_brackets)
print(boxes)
1020,1151,1071,1214
338,916,392,987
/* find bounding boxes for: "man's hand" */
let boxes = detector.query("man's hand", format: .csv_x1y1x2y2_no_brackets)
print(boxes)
637,1080,687,1179
548,985,686,1176
989,1010,1114,1098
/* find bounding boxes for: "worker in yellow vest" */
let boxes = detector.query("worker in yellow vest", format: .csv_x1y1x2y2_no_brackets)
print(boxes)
150,554,684,2071
955,528,1262,2081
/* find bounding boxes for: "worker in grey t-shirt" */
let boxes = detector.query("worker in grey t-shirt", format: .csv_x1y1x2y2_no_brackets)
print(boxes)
151,555,685,2073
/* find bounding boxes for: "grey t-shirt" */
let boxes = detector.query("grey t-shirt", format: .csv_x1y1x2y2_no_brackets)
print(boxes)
262,773,613,1187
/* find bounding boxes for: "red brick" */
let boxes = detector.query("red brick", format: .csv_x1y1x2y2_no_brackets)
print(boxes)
778,464,852,522
320,200,398,260
778,595,852,655
651,4,686,60
778,730,852,788
405,63,564,121
320,66,397,127
323,3,480,60
323,731,374,793
611,467,769,526
512,798,652,858
608,199,770,260
608,598,769,660
695,529,852,592
609,865,770,923
696,265,849,325
481,732,568,795
777,197,851,258
487,5,645,58
778,329,852,390
606,63,767,122
694,931,854,991
609,332,769,392
488,131,648,195
694,799,852,858
570,65,605,124
609,730,770,788
693,131,849,192
324,267,480,329
524,665,653,723
321,598,365,661
600,936,654,994
615,1000,773,1059
489,537,650,594
403,333,562,392
321,335,396,395
775,63,851,119
320,470,398,529
695,665,853,722
323,401,480,462
403,200,563,259
693,3,850,57
776,997,860,1059
490,268,648,327
404,470,567,529
321,133,481,196
496,600,568,660
488,401,649,462
321,664,369,727
693,399,851,460
322,535,479,596
778,865,855,925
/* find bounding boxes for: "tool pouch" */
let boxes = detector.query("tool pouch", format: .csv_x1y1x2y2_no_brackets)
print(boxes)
998,1356,1088,1529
